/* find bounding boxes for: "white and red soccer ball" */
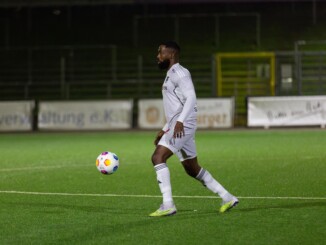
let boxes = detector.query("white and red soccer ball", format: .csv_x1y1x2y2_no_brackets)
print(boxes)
96,151,119,175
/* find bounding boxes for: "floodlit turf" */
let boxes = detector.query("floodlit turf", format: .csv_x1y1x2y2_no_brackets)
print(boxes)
0,129,325,245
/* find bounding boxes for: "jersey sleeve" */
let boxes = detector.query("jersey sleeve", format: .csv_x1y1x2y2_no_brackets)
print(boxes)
162,122,169,132
176,75,197,123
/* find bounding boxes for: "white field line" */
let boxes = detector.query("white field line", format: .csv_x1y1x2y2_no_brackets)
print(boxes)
0,190,325,200
0,164,90,172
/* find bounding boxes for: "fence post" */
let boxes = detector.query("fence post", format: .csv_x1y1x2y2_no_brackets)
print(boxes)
294,41,306,95
137,55,143,97
25,48,33,99
211,54,217,96
60,56,66,99
108,45,117,98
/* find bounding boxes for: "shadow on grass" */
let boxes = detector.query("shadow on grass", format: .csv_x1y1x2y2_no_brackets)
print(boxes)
238,201,326,212
5,199,326,217
153,201,326,217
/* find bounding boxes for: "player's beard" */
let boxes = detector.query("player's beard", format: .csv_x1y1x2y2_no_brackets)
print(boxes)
158,59,170,70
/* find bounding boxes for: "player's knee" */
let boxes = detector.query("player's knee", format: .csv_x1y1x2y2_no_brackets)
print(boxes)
184,167,197,178
151,146,172,165
181,163,194,177
182,159,201,178
188,167,200,178
151,153,162,165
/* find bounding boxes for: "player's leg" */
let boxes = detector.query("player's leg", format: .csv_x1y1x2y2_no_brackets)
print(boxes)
149,125,195,217
181,157,238,212
178,135,238,213
149,144,176,217
181,156,231,199
151,145,174,207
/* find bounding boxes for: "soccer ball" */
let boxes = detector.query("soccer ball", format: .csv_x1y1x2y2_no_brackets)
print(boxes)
96,151,119,175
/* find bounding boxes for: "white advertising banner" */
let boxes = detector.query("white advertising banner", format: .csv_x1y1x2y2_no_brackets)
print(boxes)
0,101,35,131
38,100,133,130
138,98,234,129
248,96,326,127
138,99,166,129
197,98,234,128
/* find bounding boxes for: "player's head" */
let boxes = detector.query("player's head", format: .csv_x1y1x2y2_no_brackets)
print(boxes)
157,41,180,70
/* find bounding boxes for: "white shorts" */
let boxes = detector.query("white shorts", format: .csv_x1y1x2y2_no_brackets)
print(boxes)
158,126,197,162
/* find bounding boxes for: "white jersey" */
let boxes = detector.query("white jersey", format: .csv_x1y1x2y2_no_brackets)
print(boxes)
161,63,197,131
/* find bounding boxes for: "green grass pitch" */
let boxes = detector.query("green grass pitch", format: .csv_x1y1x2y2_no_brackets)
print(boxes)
0,129,325,245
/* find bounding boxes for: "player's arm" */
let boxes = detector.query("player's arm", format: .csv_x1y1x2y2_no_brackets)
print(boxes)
173,121,184,138
174,76,196,138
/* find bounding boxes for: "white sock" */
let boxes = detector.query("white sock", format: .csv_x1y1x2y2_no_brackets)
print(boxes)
154,163,174,208
196,168,232,201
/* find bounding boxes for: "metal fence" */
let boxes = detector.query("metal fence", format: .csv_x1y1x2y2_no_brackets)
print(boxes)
0,46,325,102
0,46,117,100
0,45,213,101
276,51,326,96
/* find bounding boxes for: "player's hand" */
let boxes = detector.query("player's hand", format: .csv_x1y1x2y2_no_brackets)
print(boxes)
173,121,185,138
154,130,165,146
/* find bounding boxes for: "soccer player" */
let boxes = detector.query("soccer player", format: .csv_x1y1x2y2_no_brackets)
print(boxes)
149,41,238,217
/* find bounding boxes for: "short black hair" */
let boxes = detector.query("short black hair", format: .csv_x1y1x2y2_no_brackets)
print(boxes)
161,41,181,53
